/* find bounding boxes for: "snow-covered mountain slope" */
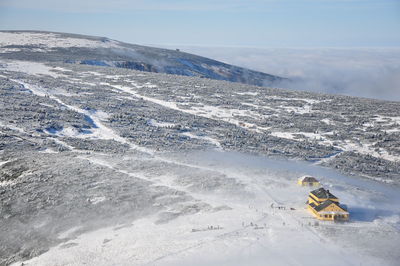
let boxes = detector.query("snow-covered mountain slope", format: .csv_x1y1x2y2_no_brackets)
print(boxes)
0,34,400,266
0,31,283,87
1,60,399,183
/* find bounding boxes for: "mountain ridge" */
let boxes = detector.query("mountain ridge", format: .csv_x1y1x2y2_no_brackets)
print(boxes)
0,30,284,87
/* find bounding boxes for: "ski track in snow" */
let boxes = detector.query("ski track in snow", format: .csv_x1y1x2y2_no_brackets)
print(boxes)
10,79,152,155
109,84,270,133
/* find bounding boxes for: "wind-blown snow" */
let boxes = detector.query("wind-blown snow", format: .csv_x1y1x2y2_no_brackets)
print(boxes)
13,150,400,266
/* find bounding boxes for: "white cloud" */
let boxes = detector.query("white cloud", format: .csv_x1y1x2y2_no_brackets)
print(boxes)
161,46,400,101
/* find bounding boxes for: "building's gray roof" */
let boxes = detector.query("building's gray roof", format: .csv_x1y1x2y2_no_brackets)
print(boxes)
312,200,348,212
301,176,319,182
310,187,337,199
314,200,335,212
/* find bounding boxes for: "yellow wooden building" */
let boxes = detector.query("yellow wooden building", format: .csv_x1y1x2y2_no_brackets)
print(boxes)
298,175,320,187
307,187,349,221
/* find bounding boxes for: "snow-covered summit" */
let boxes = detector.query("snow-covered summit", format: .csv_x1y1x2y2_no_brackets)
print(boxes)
0,30,283,87
0,31,121,49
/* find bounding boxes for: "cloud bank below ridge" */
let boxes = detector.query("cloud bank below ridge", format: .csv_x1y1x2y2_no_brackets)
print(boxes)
164,46,400,101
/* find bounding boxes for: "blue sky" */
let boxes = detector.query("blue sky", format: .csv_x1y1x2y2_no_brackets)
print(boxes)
0,0,399,47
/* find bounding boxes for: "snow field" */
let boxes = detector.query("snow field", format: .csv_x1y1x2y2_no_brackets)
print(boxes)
1,61,68,78
14,150,399,266
0,32,121,50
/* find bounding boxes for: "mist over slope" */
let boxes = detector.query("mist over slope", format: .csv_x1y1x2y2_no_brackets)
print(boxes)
169,46,400,101
0,31,283,87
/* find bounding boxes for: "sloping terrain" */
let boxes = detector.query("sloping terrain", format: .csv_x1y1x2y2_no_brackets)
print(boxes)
0,31,282,87
0,33,400,265
1,60,399,183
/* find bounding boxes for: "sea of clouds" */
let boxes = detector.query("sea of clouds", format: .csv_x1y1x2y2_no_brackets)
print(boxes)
166,46,400,101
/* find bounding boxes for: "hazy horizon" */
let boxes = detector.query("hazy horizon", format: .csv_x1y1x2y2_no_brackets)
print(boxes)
1,0,399,47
